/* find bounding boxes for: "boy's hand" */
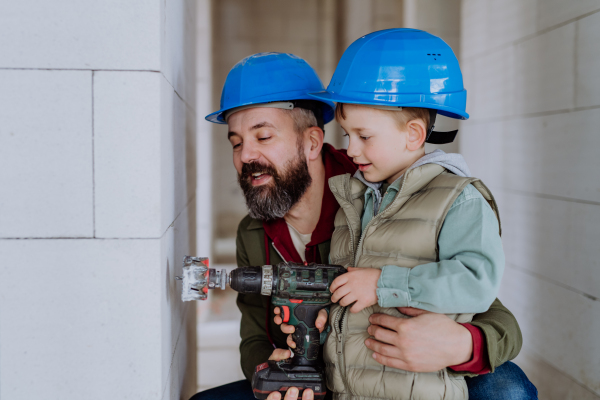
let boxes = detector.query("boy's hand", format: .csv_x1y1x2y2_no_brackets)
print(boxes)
330,267,380,313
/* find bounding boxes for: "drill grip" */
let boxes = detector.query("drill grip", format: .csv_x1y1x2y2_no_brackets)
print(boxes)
280,302,327,364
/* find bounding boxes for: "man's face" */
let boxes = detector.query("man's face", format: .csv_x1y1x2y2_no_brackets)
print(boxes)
227,107,312,220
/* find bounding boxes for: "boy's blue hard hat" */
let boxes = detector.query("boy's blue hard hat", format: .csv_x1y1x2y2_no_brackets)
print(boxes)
310,28,469,120
205,52,335,124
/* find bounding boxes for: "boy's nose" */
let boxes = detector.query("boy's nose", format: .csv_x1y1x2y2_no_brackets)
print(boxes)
346,139,361,158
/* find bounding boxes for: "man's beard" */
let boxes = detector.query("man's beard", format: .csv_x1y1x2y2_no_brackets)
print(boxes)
238,147,312,221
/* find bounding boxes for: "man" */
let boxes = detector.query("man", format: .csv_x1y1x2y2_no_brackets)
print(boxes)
191,53,536,400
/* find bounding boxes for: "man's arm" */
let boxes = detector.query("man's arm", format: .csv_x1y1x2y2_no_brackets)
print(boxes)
235,224,274,380
467,297,523,373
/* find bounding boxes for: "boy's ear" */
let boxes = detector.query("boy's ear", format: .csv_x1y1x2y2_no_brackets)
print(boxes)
406,119,427,151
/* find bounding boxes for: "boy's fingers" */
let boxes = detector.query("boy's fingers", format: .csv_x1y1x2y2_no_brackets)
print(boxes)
331,284,351,304
338,292,356,307
349,301,365,314
329,275,347,294
274,307,281,315
315,309,328,332
274,315,282,325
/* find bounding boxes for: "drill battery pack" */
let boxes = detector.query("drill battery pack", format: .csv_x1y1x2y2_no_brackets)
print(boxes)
251,359,326,400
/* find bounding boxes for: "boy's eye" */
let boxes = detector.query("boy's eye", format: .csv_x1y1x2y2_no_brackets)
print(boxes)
342,133,349,137
258,136,271,141
360,136,370,141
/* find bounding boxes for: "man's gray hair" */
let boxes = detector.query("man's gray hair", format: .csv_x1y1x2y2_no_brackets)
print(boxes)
284,107,319,136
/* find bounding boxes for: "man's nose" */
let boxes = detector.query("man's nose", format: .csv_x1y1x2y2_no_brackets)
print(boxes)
240,140,261,164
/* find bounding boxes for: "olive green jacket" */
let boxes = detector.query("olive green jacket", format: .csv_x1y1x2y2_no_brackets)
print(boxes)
235,215,522,381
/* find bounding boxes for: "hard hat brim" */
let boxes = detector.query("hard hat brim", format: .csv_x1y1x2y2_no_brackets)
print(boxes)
309,91,469,120
205,96,336,125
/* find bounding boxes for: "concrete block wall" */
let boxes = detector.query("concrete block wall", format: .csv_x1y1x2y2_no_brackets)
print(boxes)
0,1,203,399
460,2,600,398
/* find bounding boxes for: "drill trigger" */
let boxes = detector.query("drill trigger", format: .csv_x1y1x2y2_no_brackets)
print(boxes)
281,306,290,323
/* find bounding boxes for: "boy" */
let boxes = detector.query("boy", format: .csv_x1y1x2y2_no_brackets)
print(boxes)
309,29,505,399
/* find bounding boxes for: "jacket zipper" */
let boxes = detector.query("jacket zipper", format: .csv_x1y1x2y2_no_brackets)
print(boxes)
271,242,288,263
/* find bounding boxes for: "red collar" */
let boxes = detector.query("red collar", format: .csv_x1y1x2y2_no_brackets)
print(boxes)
262,144,357,263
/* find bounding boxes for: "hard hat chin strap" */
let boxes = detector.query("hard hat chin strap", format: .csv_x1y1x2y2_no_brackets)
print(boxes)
425,109,458,145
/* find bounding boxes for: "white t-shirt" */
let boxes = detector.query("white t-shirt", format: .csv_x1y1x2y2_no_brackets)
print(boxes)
286,222,312,262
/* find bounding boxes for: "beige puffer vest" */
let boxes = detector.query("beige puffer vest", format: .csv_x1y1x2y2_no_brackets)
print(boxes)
324,164,500,400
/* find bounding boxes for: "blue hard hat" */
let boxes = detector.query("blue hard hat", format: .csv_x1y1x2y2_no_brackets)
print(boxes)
205,52,335,124
310,28,469,120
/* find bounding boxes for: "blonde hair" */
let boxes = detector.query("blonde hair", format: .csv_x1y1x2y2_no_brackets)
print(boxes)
335,103,430,131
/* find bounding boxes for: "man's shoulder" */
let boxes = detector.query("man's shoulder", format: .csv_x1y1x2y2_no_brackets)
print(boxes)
237,214,263,235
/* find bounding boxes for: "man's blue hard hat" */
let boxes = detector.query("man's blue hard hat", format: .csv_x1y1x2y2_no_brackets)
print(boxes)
310,28,469,120
205,52,335,125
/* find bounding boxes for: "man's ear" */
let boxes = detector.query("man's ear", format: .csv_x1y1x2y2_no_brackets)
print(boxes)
306,126,324,161
406,119,427,151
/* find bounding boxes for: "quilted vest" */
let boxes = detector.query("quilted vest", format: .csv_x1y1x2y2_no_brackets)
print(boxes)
324,164,500,400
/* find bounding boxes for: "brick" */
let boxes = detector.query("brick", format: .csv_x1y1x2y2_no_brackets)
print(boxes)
537,0,600,31
576,12,600,107
0,0,160,70
0,70,93,238
514,23,576,115
499,267,600,395
502,109,600,204
161,0,197,109
502,191,600,300
93,71,162,238
0,239,162,399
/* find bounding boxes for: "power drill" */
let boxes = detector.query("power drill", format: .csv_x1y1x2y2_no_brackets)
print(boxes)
177,256,346,400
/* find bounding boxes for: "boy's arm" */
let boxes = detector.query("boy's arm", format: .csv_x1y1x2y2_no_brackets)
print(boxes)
376,184,504,313
235,226,275,381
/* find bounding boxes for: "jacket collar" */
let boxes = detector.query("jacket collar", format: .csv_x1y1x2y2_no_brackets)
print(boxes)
261,144,357,263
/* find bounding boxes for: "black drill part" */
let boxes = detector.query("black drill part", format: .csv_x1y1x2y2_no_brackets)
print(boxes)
229,266,263,294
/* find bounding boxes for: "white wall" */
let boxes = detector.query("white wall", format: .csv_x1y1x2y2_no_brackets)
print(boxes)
460,1,600,399
0,1,201,399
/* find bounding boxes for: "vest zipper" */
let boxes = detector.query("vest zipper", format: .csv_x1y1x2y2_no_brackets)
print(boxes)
333,305,351,393
330,183,358,395
354,173,410,263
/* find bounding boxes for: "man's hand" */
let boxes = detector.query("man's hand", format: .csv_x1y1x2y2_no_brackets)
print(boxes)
330,267,380,313
365,309,473,372
273,307,328,349
266,349,316,400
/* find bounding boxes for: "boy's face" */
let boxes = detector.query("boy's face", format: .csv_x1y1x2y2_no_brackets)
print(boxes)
339,104,422,183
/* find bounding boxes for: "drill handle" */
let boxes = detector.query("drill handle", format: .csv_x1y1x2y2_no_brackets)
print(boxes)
279,302,329,365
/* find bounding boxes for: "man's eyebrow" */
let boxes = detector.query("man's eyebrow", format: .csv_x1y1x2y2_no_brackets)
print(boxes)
227,131,238,139
250,121,276,130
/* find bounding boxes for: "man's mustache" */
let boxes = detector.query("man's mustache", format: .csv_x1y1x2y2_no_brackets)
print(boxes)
240,161,278,180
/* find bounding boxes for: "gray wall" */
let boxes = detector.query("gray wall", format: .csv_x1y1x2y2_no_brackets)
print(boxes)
0,1,201,398
460,1,600,398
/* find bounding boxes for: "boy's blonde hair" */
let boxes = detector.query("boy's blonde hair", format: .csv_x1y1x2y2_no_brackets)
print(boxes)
335,103,430,132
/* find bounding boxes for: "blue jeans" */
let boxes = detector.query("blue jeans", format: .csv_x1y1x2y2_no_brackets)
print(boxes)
191,361,537,400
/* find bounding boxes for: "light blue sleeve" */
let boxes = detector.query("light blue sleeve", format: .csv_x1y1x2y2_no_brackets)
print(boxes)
376,184,505,313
